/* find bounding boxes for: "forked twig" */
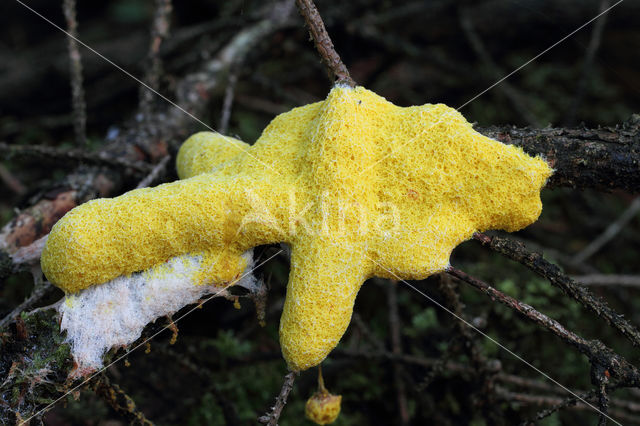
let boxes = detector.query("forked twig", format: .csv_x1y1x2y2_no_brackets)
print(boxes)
473,232,640,348
447,267,640,388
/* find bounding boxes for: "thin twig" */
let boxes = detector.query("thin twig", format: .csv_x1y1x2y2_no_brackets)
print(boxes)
235,93,289,115
258,371,299,425
598,381,610,426
565,0,612,126
447,266,640,388
294,0,355,86
435,273,503,418
62,0,87,146
0,142,152,173
448,267,590,354
436,273,485,369
335,347,640,421
158,345,241,425
572,274,640,287
0,282,55,330
387,282,410,425
572,197,640,265
139,0,172,117
0,164,26,195
219,70,238,135
135,155,170,189
459,8,540,127
352,313,386,351
515,386,640,425
473,232,640,348
511,236,598,274
515,389,594,425
93,374,154,425
416,275,484,391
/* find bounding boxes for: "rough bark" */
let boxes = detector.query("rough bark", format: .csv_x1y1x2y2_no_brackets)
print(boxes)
479,116,640,193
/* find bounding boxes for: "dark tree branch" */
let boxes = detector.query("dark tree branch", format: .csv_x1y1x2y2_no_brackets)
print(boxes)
512,390,603,425
0,142,153,173
294,0,356,87
478,118,640,193
473,233,640,348
62,0,87,146
257,371,299,426
598,381,610,426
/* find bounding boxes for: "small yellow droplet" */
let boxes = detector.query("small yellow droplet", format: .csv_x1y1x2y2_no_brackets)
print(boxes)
306,391,341,425
306,366,341,425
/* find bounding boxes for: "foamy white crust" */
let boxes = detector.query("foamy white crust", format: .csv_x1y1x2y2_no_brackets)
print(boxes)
58,250,257,372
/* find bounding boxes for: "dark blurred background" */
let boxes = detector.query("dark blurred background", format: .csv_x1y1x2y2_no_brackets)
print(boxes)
1,0,640,425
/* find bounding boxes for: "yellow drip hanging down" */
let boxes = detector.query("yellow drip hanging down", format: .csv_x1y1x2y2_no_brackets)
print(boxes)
41,86,552,371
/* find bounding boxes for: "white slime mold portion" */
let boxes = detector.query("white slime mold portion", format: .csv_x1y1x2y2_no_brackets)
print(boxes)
58,250,257,373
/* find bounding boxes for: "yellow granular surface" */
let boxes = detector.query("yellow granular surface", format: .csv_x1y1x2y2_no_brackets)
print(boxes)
41,86,552,372
305,391,342,425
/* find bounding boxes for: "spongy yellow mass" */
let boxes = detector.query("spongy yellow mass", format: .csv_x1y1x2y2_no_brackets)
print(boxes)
41,86,552,371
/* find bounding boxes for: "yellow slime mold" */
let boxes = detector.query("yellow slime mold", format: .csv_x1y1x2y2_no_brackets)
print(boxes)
41,86,552,371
